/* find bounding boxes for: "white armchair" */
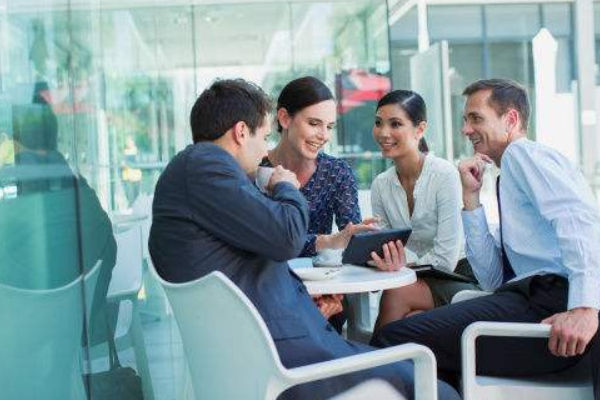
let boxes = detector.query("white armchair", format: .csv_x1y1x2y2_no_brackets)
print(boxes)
87,223,154,400
450,290,490,304
453,289,594,400
150,267,439,400
1,261,101,400
461,321,593,400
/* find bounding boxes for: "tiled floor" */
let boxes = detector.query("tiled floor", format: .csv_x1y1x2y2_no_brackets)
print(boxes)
134,303,188,400
144,318,184,400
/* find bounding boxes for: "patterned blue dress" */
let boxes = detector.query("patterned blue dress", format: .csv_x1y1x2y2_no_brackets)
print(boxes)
262,152,361,257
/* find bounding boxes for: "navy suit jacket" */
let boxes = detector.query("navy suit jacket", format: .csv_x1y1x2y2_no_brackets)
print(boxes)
150,142,414,399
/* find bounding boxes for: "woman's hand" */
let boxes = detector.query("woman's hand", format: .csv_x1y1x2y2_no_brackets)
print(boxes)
313,294,344,319
367,240,406,271
316,217,380,251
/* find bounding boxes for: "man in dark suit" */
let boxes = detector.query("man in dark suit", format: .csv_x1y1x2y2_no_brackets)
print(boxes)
149,78,460,400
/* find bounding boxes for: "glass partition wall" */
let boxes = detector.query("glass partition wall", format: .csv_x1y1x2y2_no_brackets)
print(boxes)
389,1,580,222
0,1,391,399
390,1,576,164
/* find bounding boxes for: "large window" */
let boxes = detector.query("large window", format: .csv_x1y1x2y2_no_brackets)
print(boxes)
389,1,578,223
0,1,391,399
190,1,392,188
390,2,575,164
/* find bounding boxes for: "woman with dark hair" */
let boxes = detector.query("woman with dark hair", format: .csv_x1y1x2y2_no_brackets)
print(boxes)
265,76,377,257
263,77,404,328
371,89,479,330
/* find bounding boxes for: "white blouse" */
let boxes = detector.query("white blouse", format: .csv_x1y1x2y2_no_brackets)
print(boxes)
370,154,463,272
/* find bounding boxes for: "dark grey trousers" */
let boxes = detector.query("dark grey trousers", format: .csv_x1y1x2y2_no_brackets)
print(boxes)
371,275,600,398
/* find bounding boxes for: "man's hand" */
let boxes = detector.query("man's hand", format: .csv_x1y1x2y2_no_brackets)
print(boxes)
542,307,599,357
368,240,406,272
269,166,300,190
316,217,380,251
313,294,344,319
457,153,492,210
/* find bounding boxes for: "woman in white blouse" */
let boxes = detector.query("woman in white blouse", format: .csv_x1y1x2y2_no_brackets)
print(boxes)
371,90,479,330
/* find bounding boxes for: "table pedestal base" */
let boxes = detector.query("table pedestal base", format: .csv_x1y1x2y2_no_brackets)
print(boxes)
346,293,375,343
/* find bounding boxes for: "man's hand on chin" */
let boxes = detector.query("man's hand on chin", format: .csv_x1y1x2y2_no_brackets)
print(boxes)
542,307,599,357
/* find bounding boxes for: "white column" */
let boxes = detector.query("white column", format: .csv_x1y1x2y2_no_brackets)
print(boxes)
533,29,577,163
417,0,429,52
575,0,597,176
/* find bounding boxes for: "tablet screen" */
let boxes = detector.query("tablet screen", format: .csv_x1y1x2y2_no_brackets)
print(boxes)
342,228,412,266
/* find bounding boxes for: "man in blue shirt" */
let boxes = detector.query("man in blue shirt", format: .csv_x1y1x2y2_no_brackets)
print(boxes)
372,78,600,396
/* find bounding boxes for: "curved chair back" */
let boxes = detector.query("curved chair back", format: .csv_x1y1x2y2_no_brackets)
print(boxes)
84,260,103,325
151,268,286,400
132,193,153,261
109,224,143,299
0,261,102,400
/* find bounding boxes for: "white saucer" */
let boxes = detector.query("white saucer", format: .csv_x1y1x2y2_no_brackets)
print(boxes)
294,267,342,281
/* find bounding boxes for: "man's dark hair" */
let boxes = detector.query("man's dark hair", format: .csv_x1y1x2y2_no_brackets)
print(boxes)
462,78,530,130
190,79,272,143
276,76,334,133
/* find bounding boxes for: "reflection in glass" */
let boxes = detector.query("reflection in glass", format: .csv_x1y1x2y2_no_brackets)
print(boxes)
0,84,116,398
0,1,394,399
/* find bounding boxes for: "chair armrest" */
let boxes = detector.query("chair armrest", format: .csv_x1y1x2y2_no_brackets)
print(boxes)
462,322,551,392
283,343,437,400
451,290,491,304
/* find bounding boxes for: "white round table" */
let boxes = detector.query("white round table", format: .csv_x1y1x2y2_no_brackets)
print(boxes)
291,263,417,341
302,265,416,295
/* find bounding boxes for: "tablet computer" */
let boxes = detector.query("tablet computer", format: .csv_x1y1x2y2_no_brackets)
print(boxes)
342,228,412,266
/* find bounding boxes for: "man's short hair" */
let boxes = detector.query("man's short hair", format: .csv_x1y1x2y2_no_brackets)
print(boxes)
190,79,272,143
462,78,530,130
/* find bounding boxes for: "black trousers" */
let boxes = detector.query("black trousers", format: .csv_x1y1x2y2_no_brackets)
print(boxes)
371,274,600,398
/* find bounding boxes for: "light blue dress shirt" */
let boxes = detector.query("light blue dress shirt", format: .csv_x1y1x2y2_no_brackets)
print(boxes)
462,138,600,310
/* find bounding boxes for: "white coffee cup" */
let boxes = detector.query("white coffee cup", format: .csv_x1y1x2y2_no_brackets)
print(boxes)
256,166,275,193
313,248,343,267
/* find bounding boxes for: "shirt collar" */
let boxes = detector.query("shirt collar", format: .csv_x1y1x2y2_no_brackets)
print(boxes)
391,153,431,187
